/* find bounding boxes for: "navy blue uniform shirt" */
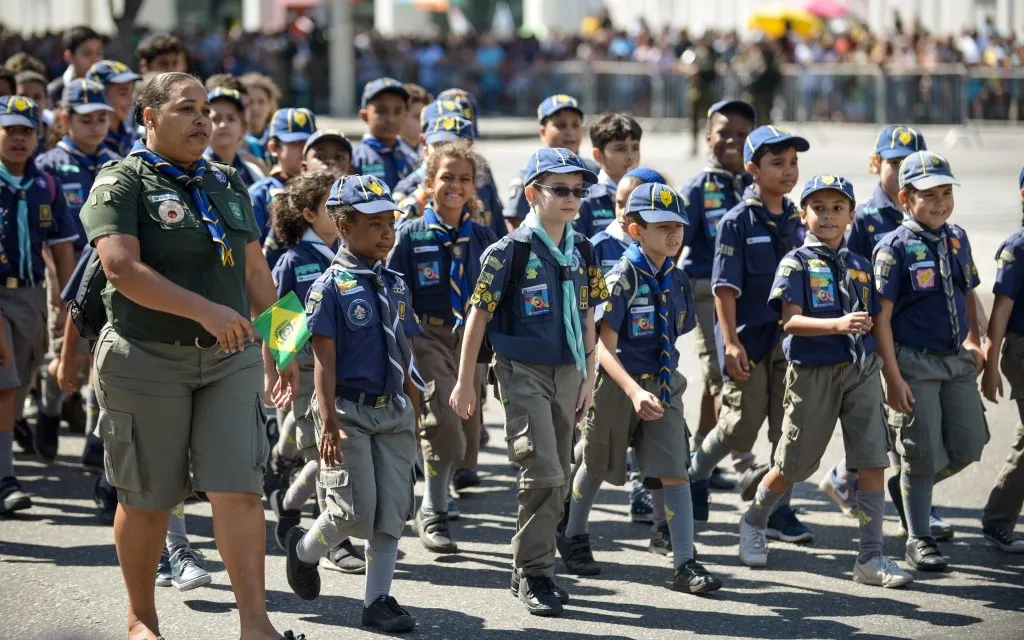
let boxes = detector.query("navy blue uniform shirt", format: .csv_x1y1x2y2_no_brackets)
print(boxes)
993,229,1024,334
681,167,751,279
846,183,904,260
597,252,696,374
351,134,415,190
305,263,422,397
769,245,879,366
469,226,607,366
387,210,497,324
573,171,617,237
712,187,805,372
273,237,339,306
35,143,120,252
873,222,980,353
591,221,632,274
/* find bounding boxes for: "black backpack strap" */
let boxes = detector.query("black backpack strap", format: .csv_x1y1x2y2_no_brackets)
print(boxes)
502,238,532,304
576,234,595,275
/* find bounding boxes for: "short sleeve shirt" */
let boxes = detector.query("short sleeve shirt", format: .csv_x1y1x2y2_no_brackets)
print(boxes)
846,183,904,260
681,168,751,279
993,230,1024,333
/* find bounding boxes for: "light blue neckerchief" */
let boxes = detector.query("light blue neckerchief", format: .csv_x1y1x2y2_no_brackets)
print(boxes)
0,163,36,286
523,211,586,377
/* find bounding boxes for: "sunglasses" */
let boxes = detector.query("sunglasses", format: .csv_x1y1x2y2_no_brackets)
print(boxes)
534,183,589,199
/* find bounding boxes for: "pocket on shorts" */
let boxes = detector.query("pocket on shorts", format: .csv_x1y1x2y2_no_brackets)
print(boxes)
504,414,534,462
320,464,356,521
889,409,927,462
99,408,143,492
252,394,270,472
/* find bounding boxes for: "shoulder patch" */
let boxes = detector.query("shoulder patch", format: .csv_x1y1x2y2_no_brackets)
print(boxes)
779,257,803,271
93,176,118,188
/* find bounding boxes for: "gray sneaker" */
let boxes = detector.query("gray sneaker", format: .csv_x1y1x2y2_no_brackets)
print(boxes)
155,550,172,587
852,555,913,588
169,546,212,591
738,517,768,567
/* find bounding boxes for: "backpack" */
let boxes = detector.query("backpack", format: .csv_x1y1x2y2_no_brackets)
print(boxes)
64,244,107,341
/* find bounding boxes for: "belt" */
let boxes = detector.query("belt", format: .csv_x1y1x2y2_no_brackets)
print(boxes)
901,344,957,358
336,386,391,409
3,276,34,289
158,336,220,349
422,315,452,327
636,373,655,381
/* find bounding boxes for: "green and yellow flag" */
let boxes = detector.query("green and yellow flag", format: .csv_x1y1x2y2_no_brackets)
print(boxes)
254,291,311,369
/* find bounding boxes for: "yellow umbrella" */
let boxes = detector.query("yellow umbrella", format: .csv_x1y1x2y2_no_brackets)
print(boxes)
749,5,822,38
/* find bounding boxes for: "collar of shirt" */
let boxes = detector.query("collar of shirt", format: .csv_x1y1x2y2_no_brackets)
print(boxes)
605,219,631,245
301,228,338,262
870,183,904,218
62,65,76,85
704,166,747,198
596,170,617,192
361,133,395,152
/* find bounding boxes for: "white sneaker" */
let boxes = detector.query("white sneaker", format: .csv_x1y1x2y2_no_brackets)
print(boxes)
852,555,913,588
739,517,768,567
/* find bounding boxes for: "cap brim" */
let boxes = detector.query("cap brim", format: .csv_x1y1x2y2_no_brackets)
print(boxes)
211,96,246,114
353,200,400,215
424,131,469,145
709,100,756,122
539,106,584,123
790,136,811,152
71,103,114,115
107,73,141,84
906,175,959,190
304,133,353,155
637,210,688,225
878,148,915,160
362,88,410,108
274,131,313,143
541,164,599,186
800,185,854,204
0,114,36,128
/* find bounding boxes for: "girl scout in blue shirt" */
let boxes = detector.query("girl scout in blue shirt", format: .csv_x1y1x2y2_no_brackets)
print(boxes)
285,175,423,633
689,126,813,544
450,148,608,617
742,175,913,589
873,151,988,573
388,140,497,554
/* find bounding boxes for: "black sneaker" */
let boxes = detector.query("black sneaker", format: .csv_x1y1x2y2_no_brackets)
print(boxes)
888,473,908,534
510,570,569,604
982,527,1024,554
517,575,563,617
62,392,86,434
413,509,458,554
270,488,302,552
0,476,31,514
708,467,736,491
263,450,297,500
284,526,320,600
80,435,104,474
451,468,481,492
649,522,672,556
739,463,770,502
279,632,305,640
556,531,601,576
93,476,117,525
361,595,416,633
673,559,723,594
320,538,366,574
905,536,947,571
33,413,61,463
630,483,654,524
12,418,34,454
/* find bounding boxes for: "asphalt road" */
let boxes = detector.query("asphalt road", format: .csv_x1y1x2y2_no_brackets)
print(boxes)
2,126,1023,640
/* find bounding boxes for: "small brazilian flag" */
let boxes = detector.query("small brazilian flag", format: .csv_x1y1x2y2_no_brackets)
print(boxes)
254,291,311,369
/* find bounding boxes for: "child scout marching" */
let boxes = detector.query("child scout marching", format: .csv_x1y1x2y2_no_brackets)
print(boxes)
450,148,608,617
352,78,416,191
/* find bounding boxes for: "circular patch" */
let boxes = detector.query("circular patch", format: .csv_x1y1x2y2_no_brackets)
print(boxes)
347,299,372,327
570,249,581,272
213,170,227,184
158,200,186,225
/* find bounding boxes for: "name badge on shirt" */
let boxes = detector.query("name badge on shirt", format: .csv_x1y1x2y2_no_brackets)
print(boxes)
746,235,771,245
706,208,725,238
413,245,439,254
417,261,442,287
808,265,837,310
362,163,386,178
630,305,656,338
521,284,551,317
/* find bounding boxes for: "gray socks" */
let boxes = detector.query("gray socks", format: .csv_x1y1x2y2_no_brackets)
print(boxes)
564,463,603,538
650,487,666,530
421,459,454,516
773,485,793,510
744,481,784,529
275,409,298,460
901,468,934,539
283,459,320,511
297,511,346,564
0,431,13,478
166,503,189,551
364,532,399,607
690,429,731,481
663,483,695,568
856,490,885,563
83,385,100,437
39,367,61,418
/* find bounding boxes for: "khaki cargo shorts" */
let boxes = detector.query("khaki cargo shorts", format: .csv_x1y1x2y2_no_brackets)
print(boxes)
691,278,723,396
717,343,788,453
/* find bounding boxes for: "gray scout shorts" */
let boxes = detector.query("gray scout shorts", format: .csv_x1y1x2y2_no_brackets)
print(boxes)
691,278,723,396
774,353,891,482
717,343,788,453
93,327,268,511
582,369,690,485
888,346,989,475
291,345,317,456
0,287,47,392
310,392,417,541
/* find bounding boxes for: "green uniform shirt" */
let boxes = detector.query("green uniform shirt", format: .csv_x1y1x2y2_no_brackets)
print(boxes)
80,156,260,343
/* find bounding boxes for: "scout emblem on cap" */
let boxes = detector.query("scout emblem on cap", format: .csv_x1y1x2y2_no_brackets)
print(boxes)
368,179,384,196
11,97,28,111
294,110,307,126
898,130,913,145
822,175,835,185
348,299,372,326
555,94,572,103
158,199,186,225
660,189,673,208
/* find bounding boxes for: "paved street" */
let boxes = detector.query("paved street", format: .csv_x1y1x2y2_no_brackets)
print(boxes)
2,125,1023,639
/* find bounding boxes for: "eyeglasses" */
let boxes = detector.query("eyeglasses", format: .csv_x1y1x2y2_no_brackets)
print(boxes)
534,183,589,199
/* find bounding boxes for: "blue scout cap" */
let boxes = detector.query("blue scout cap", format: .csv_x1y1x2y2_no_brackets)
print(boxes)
269,108,317,143
708,99,756,123
626,183,689,225
437,89,478,120
0,96,40,129
522,147,599,187
326,174,398,214
361,78,409,109
537,94,584,124
303,128,352,156
423,115,474,145
419,98,475,134
207,87,246,114
85,60,141,86
898,151,959,190
875,125,926,159
800,174,856,207
62,80,114,115
623,166,666,184
743,125,810,164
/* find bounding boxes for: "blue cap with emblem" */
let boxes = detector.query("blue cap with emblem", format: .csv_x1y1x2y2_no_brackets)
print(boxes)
875,125,926,159
800,174,856,207
423,114,474,145
707,99,756,123
327,174,399,214
437,88,479,134
623,166,666,184
744,125,810,164
62,80,114,115
0,95,40,129
361,77,409,109
207,87,246,114
523,147,599,187
303,128,353,156
899,150,959,190
85,60,141,86
626,182,689,225
269,108,317,143
419,98,475,134
537,94,584,124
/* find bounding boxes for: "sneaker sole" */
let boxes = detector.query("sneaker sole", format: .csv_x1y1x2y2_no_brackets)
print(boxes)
320,557,367,574
739,554,768,568
630,513,654,524
361,618,416,633
817,478,855,517
766,529,813,544
155,577,173,588
905,555,948,572
674,577,723,594
173,574,212,591
983,533,1024,554
648,545,670,556
852,573,913,589
520,594,563,617
1,496,32,513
